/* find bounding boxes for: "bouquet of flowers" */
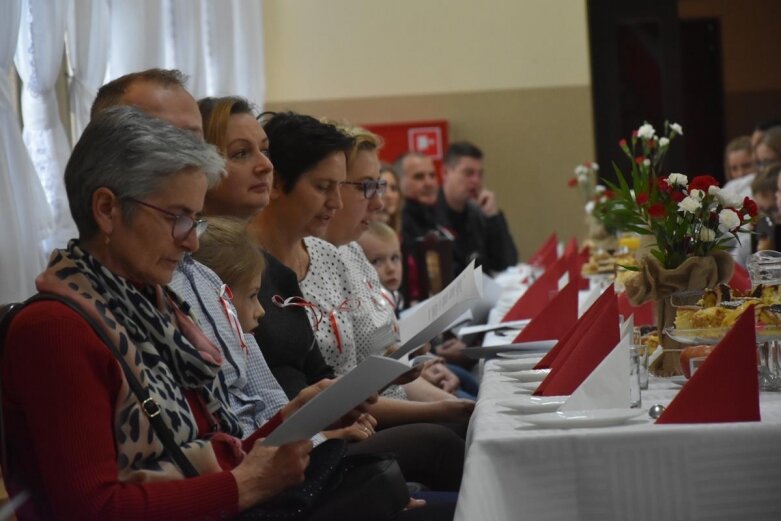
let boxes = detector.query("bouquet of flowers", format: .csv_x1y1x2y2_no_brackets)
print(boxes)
595,121,758,269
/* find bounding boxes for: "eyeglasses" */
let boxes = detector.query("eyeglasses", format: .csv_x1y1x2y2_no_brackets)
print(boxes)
340,179,388,199
124,197,208,241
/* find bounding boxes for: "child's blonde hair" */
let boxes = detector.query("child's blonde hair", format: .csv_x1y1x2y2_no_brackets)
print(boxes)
364,221,399,244
192,216,265,290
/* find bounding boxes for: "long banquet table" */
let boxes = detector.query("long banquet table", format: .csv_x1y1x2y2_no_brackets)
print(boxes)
455,362,781,521
454,268,781,521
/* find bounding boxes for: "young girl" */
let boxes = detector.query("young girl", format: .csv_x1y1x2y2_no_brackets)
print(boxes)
192,216,266,334
357,221,405,316
359,222,479,400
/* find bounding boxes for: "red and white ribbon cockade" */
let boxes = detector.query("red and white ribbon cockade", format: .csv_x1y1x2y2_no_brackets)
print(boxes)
219,284,248,355
272,294,360,355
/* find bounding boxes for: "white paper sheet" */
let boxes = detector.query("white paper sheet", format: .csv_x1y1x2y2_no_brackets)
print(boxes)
391,262,484,359
559,335,631,411
261,356,413,446
462,340,557,358
456,319,530,338
469,272,504,323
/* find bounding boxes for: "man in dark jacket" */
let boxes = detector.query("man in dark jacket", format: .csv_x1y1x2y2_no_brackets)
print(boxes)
436,141,518,275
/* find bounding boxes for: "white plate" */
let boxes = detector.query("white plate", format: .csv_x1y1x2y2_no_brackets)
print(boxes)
496,352,543,360
669,375,688,387
497,395,567,414
503,368,551,382
516,382,541,393
493,357,544,371
519,408,646,429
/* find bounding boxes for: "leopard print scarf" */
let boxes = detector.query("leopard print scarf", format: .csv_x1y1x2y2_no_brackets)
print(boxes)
36,241,243,482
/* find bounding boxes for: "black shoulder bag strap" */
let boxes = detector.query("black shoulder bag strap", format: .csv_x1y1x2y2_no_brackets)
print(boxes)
0,294,199,479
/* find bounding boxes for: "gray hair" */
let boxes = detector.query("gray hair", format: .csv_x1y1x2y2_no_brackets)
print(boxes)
65,105,225,240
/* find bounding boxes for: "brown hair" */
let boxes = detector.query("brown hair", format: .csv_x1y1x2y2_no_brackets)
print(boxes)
198,96,256,154
192,216,265,291
751,163,781,195
327,121,384,166
379,163,403,232
724,135,752,176
91,69,188,120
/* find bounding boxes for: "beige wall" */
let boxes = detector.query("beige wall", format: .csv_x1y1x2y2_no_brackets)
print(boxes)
263,0,595,259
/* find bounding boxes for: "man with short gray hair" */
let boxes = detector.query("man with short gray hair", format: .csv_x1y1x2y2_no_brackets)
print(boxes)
90,70,295,437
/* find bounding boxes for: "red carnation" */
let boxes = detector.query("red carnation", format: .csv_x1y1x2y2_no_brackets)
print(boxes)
689,175,719,192
619,138,628,148
635,156,645,165
743,196,758,218
631,130,638,138
657,177,672,193
671,191,685,203
603,190,615,199
636,193,649,205
568,177,578,187
648,203,666,218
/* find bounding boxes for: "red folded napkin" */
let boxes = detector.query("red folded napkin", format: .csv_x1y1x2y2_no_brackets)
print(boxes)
729,263,751,292
512,280,578,343
534,289,620,396
656,305,760,424
617,292,655,326
529,233,558,268
533,285,616,369
503,251,573,322
563,237,578,257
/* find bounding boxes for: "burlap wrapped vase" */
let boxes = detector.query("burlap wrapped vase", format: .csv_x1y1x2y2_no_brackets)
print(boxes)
624,251,734,376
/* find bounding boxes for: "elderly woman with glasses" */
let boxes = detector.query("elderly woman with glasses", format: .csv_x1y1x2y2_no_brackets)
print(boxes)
0,107,319,520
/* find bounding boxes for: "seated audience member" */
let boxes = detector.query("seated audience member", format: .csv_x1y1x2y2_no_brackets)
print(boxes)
252,111,473,430
723,136,755,182
359,221,479,400
752,163,781,251
394,151,447,302
751,118,781,151
194,216,378,442
436,141,518,275
375,162,404,233
0,107,320,520
322,122,467,403
722,133,768,266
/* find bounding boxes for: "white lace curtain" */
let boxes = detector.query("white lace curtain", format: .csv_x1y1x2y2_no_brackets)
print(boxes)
1,0,265,303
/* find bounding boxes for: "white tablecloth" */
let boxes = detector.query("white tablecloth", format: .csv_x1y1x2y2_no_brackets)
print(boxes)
454,358,781,521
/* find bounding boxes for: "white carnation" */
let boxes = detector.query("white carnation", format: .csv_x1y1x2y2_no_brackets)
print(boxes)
592,163,599,171
585,201,595,215
708,185,721,196
637,123,656,140
689,189,705,201
667,173,688,187
575,165,588,176
678,196,702,214
659,137,670,147
595,185,606,194
719,209,741,231
699,227,716,242
643,158,651,167
670,122,683,136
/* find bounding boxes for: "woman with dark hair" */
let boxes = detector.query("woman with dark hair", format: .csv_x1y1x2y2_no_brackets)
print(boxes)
250,112,473,426
376,162,403,232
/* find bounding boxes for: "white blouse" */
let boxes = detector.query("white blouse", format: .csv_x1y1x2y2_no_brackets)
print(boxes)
300,237,406,400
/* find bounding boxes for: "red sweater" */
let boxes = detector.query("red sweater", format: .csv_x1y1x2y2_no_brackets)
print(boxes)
2,301,281,520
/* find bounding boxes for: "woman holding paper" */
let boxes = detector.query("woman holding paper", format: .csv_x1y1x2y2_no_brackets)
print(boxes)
250,111,473,427
0,107,340,519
